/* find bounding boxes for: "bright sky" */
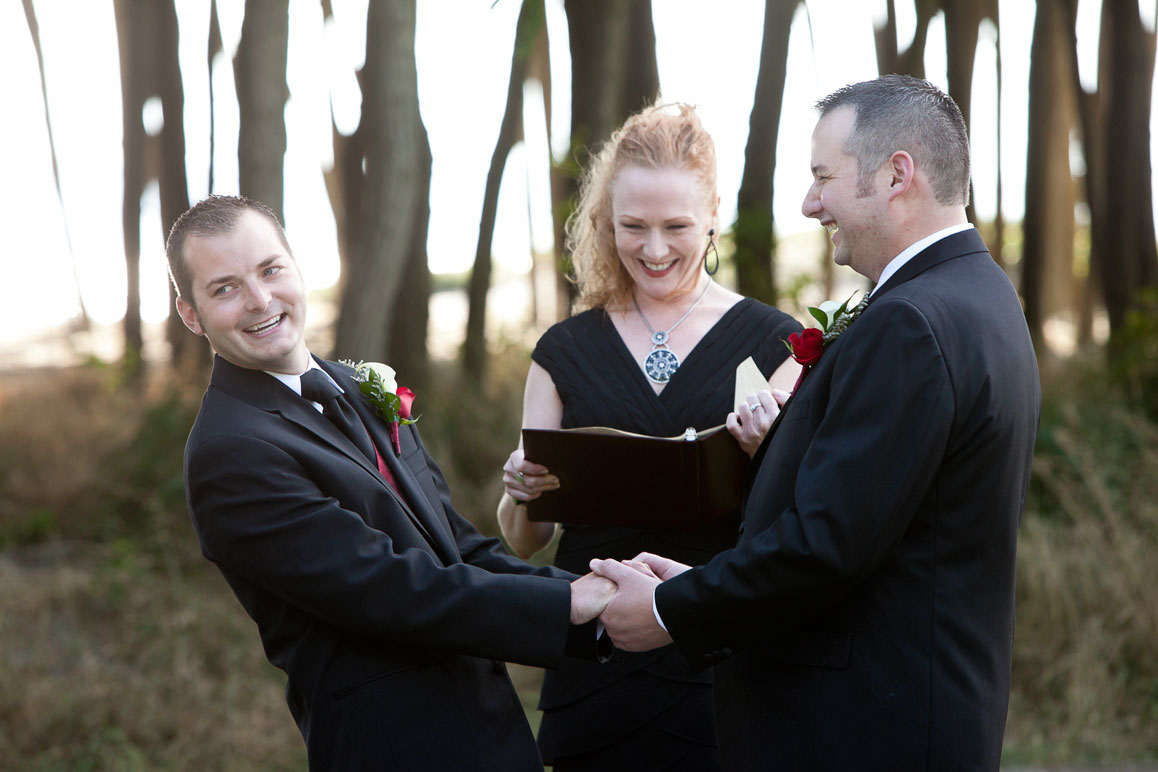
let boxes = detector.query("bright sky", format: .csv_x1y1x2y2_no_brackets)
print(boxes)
0,0,1145,346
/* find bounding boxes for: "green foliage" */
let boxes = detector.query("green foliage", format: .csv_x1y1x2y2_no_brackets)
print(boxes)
1109,287,1158,421
0,506,57,547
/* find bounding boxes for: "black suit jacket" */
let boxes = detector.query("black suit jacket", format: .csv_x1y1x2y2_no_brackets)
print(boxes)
657,229,1041,771
184,356,586,771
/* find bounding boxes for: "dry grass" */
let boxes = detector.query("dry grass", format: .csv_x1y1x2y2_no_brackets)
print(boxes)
1004,370,1158,765
0,365,304,769
0,541,304,771
1,355,1156,768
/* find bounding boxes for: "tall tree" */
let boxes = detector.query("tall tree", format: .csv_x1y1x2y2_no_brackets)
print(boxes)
873,0,939,78
156,0,199,369
875,0,1000,250
463,0,544,378
21,0,90,331
732,0,799,304
554,0,657,317
527,8,552,327
114,0,153,374
116,0,201,373
331,0,427,363
207,0,223,193
1021,0,1076,349
389,118,433,391
234,0,289,222
942,0,998,227
1061,0,1158,350
620,0,659,119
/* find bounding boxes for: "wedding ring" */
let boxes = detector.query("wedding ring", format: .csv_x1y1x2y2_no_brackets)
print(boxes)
749,402,763,412
514,471,526,484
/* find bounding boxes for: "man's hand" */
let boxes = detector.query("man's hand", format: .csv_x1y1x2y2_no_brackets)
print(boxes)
629,552,692,581
589,558,673,652
569,572,617,624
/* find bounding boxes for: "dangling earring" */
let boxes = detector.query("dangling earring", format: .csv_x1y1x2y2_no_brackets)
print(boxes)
704,228,720,276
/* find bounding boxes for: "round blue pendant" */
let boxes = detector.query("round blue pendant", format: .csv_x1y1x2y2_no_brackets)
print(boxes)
644,349,680,384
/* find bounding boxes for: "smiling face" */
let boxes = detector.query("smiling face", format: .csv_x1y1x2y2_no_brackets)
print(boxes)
801,106,890,278
176,210,310,374
611,165,716,302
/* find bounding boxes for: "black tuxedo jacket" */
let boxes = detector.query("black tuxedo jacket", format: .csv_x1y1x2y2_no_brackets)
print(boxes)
184,355,585,771
657,229,1041,771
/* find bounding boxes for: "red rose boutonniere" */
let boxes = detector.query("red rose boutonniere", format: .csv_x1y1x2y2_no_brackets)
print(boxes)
342,360,419,455
784,291,869,392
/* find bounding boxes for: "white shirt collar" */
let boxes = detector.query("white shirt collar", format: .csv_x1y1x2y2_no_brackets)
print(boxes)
265,356,333,407
870,223,974,297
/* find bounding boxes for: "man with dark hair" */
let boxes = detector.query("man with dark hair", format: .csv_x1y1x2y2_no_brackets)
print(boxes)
593,76,1041,771
169,195,612,771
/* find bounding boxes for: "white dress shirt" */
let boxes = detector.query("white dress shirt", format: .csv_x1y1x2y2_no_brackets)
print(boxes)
870,223,975,297
266,359,333,413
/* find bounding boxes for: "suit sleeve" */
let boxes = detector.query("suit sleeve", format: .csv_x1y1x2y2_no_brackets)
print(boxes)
656,298,955,662
186,430,576,669
405,423,573,580
405,425,609,660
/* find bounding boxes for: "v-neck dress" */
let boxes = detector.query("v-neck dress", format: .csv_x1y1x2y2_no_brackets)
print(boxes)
530,298,801,769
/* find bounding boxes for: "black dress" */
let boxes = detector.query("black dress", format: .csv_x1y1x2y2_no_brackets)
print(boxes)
530,298,801,770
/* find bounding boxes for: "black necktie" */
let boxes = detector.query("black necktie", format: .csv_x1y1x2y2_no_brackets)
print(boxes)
300,369,376,464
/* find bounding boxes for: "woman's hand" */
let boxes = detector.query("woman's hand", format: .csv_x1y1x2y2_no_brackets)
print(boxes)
726,389,788,458
502,448,560,503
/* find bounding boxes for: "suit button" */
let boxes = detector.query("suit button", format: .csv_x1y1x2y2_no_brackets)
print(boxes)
492,660,505,675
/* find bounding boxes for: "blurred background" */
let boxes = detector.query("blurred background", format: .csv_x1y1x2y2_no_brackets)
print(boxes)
1,0,1155,768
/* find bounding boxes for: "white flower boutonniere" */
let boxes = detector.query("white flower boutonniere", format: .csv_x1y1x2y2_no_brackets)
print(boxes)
340,360,418,455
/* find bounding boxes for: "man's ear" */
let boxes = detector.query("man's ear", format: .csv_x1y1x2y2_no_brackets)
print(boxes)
176,296,204,336
886,150,915,200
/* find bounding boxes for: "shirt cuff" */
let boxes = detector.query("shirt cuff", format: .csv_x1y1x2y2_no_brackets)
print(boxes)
651,585,668,632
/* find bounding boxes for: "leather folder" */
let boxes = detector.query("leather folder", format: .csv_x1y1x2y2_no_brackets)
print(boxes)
520,358,769,529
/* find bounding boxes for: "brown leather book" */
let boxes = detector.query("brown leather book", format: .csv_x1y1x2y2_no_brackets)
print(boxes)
521,423,750,529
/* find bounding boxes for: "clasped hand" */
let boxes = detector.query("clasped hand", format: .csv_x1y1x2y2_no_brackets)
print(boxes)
569,552,691,652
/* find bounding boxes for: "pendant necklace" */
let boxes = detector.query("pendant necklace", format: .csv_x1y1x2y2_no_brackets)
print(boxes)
633,281,712,385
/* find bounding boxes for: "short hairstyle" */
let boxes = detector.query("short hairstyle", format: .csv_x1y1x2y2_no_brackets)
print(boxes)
165,195,291,304
816,75,970,206
567,101,718,311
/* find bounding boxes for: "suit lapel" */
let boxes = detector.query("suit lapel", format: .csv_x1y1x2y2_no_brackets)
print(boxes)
872,227,989,301
210,356,454,564
745,230,989,510
320,360,461,564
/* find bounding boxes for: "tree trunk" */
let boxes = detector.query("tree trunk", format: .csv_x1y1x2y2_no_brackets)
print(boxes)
1062,0,1158,350
333,0,424,363
1097,0,1158,340
234,0,289,221
620,0,659,118
389,117,432,392
156,0,202,370
942,0,997,228
22,0,90,330
114,0,152,376
1021,0,1076,350
733,0,797,304
528,11,552,326
874,0,938,78
463,0,543,378
207,0,222,193
556,0,633,316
